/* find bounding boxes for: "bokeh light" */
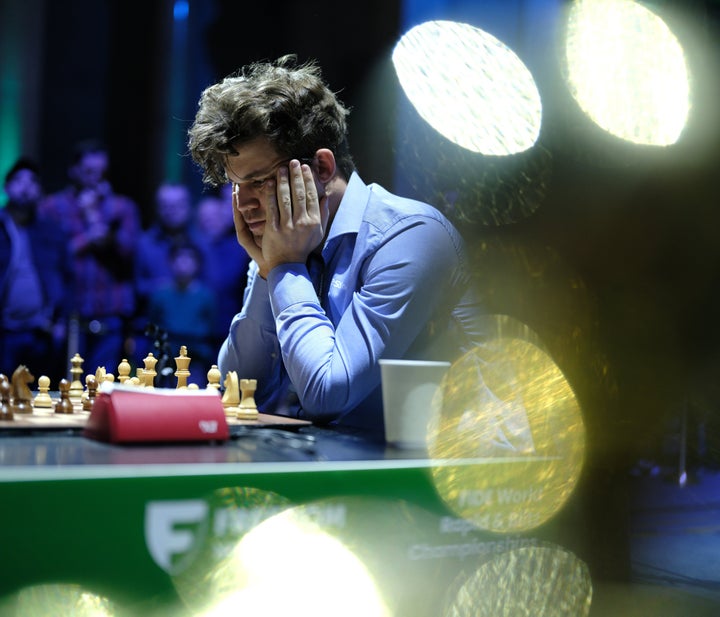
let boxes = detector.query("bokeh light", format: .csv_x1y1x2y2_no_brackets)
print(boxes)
564,0,690,146
442,544,592,616
11,583,116,616
176,493,549,616
195,505,389,617
392,20,542,155
170,487,292,614
428,333,586,533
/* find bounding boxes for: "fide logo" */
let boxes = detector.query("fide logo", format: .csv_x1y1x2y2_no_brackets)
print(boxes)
145,500,209,575
144,491,292,575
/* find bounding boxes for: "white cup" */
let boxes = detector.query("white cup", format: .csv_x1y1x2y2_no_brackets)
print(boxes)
379,359,451,449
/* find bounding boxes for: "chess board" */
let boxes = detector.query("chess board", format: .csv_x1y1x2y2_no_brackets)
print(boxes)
1,352,312,434
0,406,90,430
227,414,311,428
0,398,310,432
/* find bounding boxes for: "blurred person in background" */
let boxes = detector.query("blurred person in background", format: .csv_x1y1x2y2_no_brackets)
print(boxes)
135,181,199,314
134,181,204,359
41,140,140,375
0,158,71,382
148,241,217,385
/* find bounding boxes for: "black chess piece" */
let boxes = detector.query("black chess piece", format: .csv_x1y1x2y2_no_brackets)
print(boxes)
83,375,98,411
145,322,174,387
55,378,74,415
10,365,34,415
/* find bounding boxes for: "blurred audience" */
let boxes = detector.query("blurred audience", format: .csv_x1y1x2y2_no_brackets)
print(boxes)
0,158,71,383
148,241,217,385
196,185,250,348
135,181,200,313
134,180,202,361
2,145,251,380
40,139,140,375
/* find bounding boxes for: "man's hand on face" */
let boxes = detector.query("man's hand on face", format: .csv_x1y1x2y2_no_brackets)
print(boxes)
233,159,328,279
231,158,329,278
263,159,328,271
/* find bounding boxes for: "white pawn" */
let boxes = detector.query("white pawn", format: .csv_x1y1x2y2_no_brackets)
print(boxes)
207,365,222,391
34,375,54,409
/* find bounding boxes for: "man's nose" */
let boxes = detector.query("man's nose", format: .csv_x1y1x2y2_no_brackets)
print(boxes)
235,194,260,213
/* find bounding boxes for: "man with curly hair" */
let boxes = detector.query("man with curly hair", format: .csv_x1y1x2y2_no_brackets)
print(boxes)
188,55,481,434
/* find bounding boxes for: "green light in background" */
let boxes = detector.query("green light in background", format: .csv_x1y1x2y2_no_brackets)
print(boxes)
0,3,23,207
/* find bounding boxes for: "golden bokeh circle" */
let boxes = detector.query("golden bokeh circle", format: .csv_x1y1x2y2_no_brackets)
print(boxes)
442,544,592,616
428,337,586,533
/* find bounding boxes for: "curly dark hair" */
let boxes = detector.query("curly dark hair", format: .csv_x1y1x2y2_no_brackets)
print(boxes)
188,55,355,187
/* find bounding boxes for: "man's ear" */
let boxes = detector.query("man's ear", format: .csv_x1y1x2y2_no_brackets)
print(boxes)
314,148,336,184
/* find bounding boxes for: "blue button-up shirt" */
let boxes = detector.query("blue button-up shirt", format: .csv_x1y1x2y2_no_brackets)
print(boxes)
219,172,483,433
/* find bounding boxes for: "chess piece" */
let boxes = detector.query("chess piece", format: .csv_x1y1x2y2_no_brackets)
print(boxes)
143,354,158,387
34,375,54,409
206,364,221,391
175,346,191,389
117,358,131,384
83,375,98,411
221,371,241,417
238,378,259,419
69,353,85,406
10,365,34,415
82,367,103,407
55,378,74,414
0,376,13,420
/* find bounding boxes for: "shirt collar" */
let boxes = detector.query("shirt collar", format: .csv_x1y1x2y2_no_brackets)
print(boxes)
326,171,368,243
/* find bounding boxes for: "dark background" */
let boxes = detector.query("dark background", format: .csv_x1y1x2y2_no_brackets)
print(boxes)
11,0,402,211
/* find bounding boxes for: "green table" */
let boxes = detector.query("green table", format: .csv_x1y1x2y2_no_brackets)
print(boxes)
0,428,585,616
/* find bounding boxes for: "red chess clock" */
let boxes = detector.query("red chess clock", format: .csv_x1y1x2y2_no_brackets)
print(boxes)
84,384,229,443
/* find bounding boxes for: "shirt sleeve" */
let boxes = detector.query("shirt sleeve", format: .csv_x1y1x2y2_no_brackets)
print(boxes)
218,261,287,411
268,216,462,422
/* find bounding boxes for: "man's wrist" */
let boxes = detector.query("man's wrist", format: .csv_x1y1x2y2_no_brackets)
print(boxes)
263,259,305,279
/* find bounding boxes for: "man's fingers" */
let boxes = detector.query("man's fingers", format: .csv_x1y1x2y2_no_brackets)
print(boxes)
265,178,280,230
289,160,306,219
275,167,293,229
303,163,320,220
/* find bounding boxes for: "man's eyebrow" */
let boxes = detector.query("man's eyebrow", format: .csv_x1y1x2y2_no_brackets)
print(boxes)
226,158,287,183
224,168,243,183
